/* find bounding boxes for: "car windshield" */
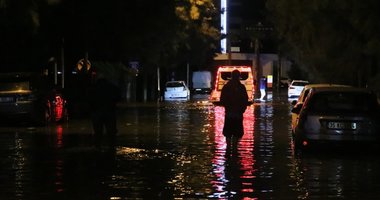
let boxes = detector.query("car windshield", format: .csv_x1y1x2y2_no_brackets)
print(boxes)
292,81,308,86
0,81,30,91
221,72,249,80
166,82,184,87
308,91,378,114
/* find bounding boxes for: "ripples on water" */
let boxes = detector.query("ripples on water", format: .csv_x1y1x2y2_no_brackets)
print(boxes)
2,98,380,199
210,105,256,199
106,101,260,199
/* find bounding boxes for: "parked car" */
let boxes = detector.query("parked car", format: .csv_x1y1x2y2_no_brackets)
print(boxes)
0,72,67,125
288,80,309,98
291,86,380,150
164,81,190,100
290,84,352,131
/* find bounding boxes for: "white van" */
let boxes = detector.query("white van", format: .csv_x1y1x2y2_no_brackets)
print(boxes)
191,71,212,94
209,66,254,104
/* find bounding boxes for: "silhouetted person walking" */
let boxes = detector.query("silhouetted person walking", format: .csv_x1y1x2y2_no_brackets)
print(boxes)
220,70,249,140
89,73,120,149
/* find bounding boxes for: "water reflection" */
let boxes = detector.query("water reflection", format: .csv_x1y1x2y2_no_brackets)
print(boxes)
254,102,275,197
289,150,380,199
2,96,380,199
111,101,215,199
210,105,256,199
54,125,64,193
13,132,27,200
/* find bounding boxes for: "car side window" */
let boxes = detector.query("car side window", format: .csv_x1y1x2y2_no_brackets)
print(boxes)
291,103,303,114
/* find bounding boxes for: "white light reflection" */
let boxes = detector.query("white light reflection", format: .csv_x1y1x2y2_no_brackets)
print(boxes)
14,132,26,199
210,105,257,199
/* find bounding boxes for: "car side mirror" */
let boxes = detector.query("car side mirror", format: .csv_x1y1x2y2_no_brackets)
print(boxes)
291,103,303,114
291,100,297,106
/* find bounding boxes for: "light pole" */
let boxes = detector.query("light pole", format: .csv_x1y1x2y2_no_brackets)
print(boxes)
60,38,65,89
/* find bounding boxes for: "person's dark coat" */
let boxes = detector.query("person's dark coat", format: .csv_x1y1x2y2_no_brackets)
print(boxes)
88,77,120,147
89,78,120,113
220,70,249,138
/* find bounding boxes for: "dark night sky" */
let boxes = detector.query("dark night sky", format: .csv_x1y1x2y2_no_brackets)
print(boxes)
0,0,270,72
240,0,267,22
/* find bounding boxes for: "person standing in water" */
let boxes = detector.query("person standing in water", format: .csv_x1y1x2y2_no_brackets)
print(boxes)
88,73,120,149
220,69,249,141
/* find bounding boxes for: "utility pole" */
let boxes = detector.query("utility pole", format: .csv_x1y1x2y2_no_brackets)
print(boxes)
186,62,190,87
254,38,261,94
157,66,161,101
228,36,232,66
61,38,65,89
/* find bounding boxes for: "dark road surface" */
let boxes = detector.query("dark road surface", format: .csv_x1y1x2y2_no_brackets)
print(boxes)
1,91,380,199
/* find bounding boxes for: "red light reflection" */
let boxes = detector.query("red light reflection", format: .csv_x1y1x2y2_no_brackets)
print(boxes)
210,105,256,199
56,125,63,148
55,124,64,193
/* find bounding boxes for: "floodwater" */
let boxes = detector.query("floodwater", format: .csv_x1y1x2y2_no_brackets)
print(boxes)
1,92,380,199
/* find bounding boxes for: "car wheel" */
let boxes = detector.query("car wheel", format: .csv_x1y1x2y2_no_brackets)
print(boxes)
292,132,305,151
293,139,302,150
31,105,50,126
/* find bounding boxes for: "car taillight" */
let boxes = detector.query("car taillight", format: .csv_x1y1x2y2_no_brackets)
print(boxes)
54,95,64,105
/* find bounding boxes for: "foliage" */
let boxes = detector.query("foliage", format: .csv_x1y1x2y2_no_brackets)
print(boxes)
174,0,220,68
0,0,46,70
266,0,380,86
0,0,219,74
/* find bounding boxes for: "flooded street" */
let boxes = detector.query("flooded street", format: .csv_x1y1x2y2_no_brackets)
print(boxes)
1,91,380,199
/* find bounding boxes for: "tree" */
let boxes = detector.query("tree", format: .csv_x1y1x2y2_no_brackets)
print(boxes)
0,0,49,71
1,0,220,101
266,0,380,87
174,0,219,68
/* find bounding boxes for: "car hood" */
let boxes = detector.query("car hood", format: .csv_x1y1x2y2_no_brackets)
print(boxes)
0,90,32,95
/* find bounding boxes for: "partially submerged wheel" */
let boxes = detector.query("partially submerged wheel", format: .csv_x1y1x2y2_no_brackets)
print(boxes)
31,102,51,126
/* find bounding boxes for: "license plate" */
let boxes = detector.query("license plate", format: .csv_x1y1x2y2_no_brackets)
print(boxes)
0,97,14,103
327,122,357,130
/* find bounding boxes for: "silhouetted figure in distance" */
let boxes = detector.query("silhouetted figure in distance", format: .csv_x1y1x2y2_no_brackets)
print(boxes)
88,73,120,149
220,69,249,141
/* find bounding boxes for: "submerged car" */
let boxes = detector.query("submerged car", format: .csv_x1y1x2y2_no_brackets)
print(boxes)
291,84,352,132
291,86,380,150
164,81,190,100
288,80,309,98
0,72,67,125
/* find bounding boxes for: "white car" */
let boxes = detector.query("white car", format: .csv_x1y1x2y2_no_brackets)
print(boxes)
288,80,309,98
164,81,190,100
